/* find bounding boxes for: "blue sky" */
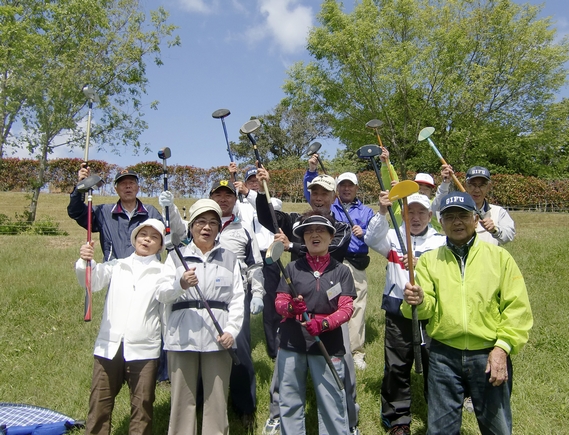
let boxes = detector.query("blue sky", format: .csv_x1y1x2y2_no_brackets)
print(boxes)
57,0,568,170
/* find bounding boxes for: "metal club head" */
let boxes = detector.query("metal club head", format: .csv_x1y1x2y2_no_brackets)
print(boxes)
82,86,100,103
307,142,322,156
158,147,171,160
388,180,420,202
240,119,261,135
418,127,435,142
77,175,104,193
357,144,381,159
265,241,285,265
212,108,231,119
365,119,383,129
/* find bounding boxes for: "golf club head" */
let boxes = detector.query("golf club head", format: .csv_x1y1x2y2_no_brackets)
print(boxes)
365,119,383,129
240,119,261,135
158,147,171,160
82,86,100,103
77,175,104,193
212,108,231,119
388,180,420,201
265,241,285,265
307,142,322,156
357,144,381,159
418,127,435,142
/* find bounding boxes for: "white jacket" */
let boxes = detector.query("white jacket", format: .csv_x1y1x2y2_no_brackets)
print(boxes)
159,241,244,352
364,212,446,316
75,253,174,361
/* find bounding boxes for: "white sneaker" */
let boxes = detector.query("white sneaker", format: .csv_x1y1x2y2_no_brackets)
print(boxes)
463,396,474,413
353,353,367,370
262,418,280,435
350,426,362,435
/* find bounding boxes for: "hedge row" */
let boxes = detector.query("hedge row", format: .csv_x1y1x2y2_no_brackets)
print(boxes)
1,157,568,211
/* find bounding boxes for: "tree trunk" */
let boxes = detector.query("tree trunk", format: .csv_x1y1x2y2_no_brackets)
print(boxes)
28,138,49,224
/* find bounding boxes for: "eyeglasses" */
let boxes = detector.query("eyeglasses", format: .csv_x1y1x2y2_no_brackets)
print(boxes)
466,181,488,190
193,219,220,228
303,227,328,235
441,212,475,223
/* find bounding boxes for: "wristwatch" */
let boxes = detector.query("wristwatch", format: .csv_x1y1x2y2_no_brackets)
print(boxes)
288,242,294,251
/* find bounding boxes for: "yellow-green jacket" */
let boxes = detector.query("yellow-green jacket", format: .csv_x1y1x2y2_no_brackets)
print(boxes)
401,237,533,355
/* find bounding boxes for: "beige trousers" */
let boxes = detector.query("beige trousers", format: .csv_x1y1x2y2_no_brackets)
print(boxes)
344,260,368,356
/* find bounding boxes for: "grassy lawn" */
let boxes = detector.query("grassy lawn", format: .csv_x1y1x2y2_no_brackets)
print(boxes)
0,192,567,434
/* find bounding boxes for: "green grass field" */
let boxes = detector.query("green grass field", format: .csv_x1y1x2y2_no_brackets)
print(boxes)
0,192,568,434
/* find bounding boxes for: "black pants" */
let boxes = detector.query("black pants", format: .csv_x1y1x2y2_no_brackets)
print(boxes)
230,291,256,415
381,313,430,428
261,253,282,360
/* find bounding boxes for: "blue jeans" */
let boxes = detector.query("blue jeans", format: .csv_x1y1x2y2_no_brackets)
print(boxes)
277,348,349,435
427,340,513,435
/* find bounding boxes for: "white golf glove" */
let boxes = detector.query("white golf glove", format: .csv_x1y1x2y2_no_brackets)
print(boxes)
250,297,264,315
159,191,174,208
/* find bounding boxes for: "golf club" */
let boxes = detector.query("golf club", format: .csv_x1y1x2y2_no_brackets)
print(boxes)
212,109,243,203
265,241,344,390
77,174,104,322
158,147,172,244
365,119,399,182
357,145,406,250
167,234,241,366
388,180,423,374
240,119,280,234
306,142,356,228
82,86,100,165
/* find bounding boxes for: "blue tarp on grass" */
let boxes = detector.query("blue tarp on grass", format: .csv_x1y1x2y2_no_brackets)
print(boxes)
0,403,84,435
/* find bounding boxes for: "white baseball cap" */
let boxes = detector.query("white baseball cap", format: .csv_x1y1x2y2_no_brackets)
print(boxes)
130,219,166,251
414,173,435,188
188,199,222,226
307,175,336,192
407,193,431,210
336,172,358,186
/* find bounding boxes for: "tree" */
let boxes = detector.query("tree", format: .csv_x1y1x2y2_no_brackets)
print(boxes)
283,0,569,177
230,100,333,167
2,0,179,222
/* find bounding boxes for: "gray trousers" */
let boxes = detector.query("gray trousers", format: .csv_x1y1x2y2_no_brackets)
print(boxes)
269,323,359,428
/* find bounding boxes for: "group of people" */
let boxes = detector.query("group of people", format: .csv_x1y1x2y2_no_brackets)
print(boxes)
69,150,533,435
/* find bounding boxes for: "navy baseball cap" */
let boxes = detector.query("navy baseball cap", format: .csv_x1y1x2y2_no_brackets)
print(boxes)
114,169,139,184
466,166,491,181
439,192,477,213
245,168,258,181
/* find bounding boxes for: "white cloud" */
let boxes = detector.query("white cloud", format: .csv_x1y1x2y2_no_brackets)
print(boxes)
250,0,314,54
177,0,216,14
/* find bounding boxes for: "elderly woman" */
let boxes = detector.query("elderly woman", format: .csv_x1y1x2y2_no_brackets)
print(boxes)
158,199,244,435
275,210,357,434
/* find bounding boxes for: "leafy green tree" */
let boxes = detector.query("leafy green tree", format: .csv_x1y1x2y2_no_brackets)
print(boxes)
283,0,569,177
3,0,179,222
230,101,333,166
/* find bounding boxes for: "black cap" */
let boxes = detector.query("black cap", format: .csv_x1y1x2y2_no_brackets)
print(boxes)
210,180,236,196
114,169,139,184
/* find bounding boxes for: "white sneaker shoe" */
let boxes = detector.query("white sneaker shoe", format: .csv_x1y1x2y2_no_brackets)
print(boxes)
262,418,280,435
463,396,474,413
353,353,367,370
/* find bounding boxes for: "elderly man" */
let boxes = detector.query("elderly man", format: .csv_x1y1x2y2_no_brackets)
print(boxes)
403,192,532,435
303,157,374,370
434,165,515,245
365,192,446,435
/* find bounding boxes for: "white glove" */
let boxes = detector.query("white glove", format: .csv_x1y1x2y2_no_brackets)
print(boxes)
250,297,264,315
159,190,174,208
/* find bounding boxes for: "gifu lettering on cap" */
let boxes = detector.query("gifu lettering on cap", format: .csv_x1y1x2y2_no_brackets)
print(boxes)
471,169,485,174
446,196,465,204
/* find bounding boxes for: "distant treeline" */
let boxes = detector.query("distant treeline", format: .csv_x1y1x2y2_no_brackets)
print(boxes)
2,157,568,211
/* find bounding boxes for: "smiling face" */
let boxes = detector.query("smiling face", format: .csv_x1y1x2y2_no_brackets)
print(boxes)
115,176,139,203
210,188,237,217
408,202,432,235
465,177,490,208
245,175,260,192
134,226,162,256
302,224,333,257
337,180,358,204
190,211,221,252
418,184,435,198
309,185,335,213
440,207,479,246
